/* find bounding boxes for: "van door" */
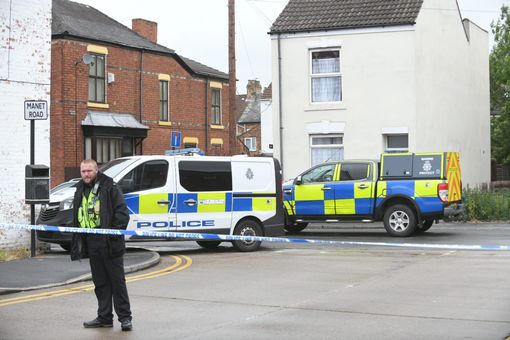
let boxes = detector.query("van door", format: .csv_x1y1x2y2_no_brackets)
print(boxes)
293,163,337,216
117,159,177,232
175,159,232,233
333,162,375,217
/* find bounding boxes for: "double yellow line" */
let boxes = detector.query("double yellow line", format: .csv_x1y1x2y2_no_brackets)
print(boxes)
0,255,192,308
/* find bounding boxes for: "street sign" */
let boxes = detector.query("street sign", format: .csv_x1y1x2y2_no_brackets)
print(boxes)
24,100,48,120
171,130,181,147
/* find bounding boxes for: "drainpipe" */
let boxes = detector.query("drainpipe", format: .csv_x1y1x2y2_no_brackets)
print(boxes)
205,78,209,155
277,34,284,174
139,50,144,154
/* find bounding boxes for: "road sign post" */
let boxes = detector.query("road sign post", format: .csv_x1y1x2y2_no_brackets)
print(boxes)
24,100,49,257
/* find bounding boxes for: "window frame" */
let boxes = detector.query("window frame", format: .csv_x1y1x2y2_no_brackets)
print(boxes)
211,88,221,125
159,80,169,121
385,134,409,153
309,48,342,104
244,137,257,152
309,134,344,166
88,54,106,103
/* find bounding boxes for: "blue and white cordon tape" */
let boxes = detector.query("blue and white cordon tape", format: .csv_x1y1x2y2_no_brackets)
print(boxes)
1,223,509,251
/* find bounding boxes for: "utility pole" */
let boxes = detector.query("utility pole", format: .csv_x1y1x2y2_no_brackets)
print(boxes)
228,0,237,155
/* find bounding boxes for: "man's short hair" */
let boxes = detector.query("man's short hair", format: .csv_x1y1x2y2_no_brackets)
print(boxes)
81,159,98,170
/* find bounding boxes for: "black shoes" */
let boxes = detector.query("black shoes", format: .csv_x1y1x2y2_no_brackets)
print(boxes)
121,319,132,331
83,318,113,328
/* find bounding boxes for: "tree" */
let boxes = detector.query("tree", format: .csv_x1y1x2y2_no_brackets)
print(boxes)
490,5,510,164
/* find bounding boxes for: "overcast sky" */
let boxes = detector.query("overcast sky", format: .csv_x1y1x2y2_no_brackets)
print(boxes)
74,0,509,94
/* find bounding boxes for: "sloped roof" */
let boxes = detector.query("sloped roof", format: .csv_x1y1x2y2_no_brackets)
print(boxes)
270,0,424,34
52,0,228,80
238,94,261,124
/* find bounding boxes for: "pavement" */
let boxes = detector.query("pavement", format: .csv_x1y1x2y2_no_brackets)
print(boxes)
0,246,160,294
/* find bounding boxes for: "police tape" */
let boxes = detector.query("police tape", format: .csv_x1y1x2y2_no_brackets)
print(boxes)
1,222,510,251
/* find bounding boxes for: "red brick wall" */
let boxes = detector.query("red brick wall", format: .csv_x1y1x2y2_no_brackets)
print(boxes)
51,38,230,185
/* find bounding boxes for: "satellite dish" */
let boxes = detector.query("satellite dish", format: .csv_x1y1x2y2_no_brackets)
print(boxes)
82,54,95,65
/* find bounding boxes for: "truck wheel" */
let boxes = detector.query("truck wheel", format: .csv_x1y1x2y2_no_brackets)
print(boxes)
383,204,416,237
232,220,262,252
196,241,222,249
416,219,434,234
284,222,308,234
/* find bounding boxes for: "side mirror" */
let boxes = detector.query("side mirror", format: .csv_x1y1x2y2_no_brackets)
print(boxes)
295,175,303,185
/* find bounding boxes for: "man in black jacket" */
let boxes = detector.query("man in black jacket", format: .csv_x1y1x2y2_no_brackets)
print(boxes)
70,159,132,331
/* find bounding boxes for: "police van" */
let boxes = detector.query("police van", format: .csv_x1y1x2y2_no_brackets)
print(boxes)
37,155,284,252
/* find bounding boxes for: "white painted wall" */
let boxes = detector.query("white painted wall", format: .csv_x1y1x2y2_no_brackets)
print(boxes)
260,99,273,155
271,0,490,187
0,0,51,250
414,0,490,186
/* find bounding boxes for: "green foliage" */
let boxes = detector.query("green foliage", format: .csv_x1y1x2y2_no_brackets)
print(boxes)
491,5,510,164
463,188,510,221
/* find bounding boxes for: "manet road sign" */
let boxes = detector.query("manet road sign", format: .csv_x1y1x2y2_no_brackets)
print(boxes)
24,100,48,120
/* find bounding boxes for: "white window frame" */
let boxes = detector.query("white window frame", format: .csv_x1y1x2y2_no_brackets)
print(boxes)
309,134,344,166
384,134,409,153
244,137,257,151
309,48,342,104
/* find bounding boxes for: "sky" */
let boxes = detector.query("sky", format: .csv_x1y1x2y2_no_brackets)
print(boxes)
74,0,509,94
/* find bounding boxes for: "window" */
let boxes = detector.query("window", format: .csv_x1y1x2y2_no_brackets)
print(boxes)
179,161,232,192
385,134,408,153
118,160,168,194
311,49,341,103
301,163,336,184
160,80,169,121
211,89,221,124
310,135,344,166
244,137,257,151
96,137,121,164
88,54,106,103
85,137,136,164
340,163,369,181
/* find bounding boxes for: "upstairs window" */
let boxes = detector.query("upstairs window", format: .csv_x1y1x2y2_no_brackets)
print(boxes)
160,80,169,121
212,89,221,125
88,54,106,103
244,137,257,151
310,49,341,103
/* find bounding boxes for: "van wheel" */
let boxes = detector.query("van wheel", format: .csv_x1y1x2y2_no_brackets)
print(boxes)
285,222,308,234
383,204,416,237
60,243,71,252
232,220,262,252
416,219,434,234
196,241,222,249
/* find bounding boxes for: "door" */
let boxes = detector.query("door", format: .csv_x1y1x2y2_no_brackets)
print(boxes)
117,159,177,231
334,162,375,216
293,163,337,216
175,159,233,233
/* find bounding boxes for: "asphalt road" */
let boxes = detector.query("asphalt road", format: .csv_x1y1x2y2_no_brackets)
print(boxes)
1,222,510,339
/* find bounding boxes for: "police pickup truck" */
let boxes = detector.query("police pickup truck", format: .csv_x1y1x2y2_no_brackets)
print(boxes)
37,155,284,251
283,152,463,237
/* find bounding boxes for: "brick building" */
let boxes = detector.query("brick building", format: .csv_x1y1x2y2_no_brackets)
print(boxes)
51,0,230,185
237,80,272,156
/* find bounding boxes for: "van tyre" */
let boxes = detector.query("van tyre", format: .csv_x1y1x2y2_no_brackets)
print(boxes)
196,241,222,249
284,222,308,234
232,220,262,252
383,204,417,237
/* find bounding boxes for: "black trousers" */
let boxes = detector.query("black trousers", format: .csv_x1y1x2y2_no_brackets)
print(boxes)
87,236,132,323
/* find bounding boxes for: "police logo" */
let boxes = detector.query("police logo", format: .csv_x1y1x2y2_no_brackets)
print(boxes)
423,161,432,172
246,168,254,180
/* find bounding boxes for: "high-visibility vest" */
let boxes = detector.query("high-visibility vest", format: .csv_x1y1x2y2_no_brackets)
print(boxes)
78,186,100,228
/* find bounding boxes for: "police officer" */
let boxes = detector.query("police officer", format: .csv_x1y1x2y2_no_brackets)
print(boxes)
70,159,132,331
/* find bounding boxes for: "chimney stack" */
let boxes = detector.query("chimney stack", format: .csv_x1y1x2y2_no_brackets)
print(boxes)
246,80,262,99
132,18,157,43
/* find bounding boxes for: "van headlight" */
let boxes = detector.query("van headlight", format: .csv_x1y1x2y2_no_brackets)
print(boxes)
59,198,74,211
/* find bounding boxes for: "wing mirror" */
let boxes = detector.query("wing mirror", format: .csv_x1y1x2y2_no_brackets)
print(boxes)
294,175,303,185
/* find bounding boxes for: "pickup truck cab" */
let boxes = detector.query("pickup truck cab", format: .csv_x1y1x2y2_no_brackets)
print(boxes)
283,152,463,237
